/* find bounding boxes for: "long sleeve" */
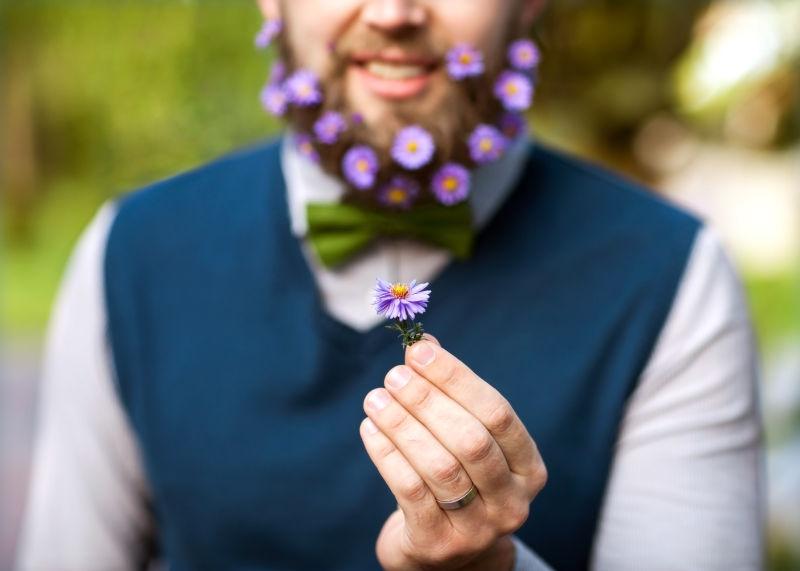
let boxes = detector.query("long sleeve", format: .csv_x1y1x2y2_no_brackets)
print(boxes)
15,202,157,570
589,224,766,570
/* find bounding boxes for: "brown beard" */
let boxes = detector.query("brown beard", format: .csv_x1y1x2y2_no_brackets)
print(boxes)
276,22,509,208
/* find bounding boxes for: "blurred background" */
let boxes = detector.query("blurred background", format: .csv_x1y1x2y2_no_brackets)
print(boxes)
1,0,798,568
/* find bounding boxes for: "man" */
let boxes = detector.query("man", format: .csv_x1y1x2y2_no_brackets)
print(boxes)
16,1,765,570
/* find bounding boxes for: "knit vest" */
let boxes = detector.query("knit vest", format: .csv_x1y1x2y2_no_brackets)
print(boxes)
104,137,700,570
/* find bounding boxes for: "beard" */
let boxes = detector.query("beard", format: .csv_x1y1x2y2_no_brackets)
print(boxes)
276,23,513,208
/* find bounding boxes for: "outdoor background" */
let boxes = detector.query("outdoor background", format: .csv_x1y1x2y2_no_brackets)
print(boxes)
1,0,798,568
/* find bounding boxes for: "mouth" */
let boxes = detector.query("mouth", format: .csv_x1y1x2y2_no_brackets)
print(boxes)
350,51,440,100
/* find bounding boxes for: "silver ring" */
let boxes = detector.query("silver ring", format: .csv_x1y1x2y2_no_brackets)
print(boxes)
434,485,478,510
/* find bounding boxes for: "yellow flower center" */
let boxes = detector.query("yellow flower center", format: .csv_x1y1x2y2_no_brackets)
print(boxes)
480,138,493,152
406,141,418,153
390,283,409,299
443,177,458,192
388,188,407,203
459,53,472,64
357,159,368,172
505,83,518,95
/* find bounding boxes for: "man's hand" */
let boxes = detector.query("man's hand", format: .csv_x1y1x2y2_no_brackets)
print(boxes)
359,333,548,571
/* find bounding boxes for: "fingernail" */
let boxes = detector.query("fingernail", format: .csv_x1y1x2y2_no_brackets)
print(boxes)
366,388,390,411
386,366,412,390
363,418,379,435
411,342,435,367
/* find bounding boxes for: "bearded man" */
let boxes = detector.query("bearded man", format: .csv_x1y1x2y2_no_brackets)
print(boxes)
15,1,765,570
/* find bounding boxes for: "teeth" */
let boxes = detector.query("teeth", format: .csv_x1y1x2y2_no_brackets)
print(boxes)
365,61,427,80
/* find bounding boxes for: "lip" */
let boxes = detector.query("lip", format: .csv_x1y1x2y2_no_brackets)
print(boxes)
349,50,439,100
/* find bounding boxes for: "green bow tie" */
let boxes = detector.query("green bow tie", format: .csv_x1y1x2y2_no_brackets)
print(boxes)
305,201,475,269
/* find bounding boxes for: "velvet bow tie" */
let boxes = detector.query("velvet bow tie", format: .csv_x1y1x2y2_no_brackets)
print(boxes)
304,201,475,269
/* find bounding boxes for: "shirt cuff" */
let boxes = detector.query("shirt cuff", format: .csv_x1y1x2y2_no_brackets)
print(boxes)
511,535,554,571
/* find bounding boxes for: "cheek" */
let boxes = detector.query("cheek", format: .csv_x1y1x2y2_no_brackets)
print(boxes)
435,2,513,62
282,0,361,72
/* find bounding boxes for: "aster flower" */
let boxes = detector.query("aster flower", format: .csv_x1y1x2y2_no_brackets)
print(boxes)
446,43,485,80
391,125,435,170
284,69,323,107
372,278,431,347
295,133,320,163
494,70,533,112
313,111,347,144
468,124,508,164
342,145,379,190
431,163,471,205
378,176,420,210
268,59,287,84
508,39,540,71
254,19,282,49
498,112,527,140
260,83,288,116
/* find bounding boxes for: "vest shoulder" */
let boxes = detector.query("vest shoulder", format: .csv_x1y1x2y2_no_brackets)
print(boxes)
526,142,702,234
111,136,282,229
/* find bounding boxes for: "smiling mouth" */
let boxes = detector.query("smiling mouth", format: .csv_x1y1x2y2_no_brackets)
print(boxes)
351,52,439,79
350,53,440,99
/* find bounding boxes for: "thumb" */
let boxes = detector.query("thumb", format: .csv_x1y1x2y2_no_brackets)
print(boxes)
420,332,440,346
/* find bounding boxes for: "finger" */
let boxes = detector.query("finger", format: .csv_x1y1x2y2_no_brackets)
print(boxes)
364,388,483,514
404,337,540,476
383,363,514,502
359,417,448,537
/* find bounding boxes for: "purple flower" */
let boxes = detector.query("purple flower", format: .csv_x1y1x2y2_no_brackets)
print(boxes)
342,145,378,190
468,124,507,164
295,133,320,163
494,70,533,112
508,39,540,71
378,176,420,210
431,163,471,205
254,19,282,49
269,59,287,84
446,43,485,80
313,111,347,144
391,125,435,170
372,279,431,321
284,69,323,107
260,83,288,116
498,113,527,140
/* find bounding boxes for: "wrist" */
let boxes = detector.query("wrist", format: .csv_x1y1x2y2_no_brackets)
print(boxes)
457,535,516,571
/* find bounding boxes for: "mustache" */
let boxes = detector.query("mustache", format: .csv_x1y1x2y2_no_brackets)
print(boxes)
330,26,450,69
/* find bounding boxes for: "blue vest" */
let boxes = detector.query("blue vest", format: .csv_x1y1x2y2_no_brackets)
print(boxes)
104,137,700,570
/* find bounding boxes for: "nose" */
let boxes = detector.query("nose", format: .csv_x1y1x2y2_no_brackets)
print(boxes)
361,0,427,32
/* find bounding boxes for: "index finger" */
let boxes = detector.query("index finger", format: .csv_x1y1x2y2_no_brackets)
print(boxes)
404,335,539,476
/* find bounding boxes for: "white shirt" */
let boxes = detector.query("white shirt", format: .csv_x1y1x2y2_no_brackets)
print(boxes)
15,135,766,570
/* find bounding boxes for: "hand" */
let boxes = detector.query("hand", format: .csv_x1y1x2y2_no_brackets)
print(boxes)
359,333,548,571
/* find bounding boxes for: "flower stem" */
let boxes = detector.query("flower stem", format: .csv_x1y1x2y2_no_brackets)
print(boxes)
385,319,425,348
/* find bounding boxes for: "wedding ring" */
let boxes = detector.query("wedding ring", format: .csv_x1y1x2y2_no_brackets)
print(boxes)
434,484,478,511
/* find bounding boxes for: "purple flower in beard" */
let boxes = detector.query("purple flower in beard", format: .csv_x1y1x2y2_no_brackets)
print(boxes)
445,43,485,80
313,111,347,144
372,279,431,321
391,125,435,170
431,163,471,205
342,145,378,190
378,176,420,210
494,70,533,112
498,113,527,140
269,59,287,84
295,133,320,164
260,83,288,116
468,124,507,164
254,19,282,49
284,69,323,107
508,39,540,71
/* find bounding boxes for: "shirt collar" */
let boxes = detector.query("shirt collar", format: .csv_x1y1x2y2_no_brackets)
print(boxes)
280,128,532,238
